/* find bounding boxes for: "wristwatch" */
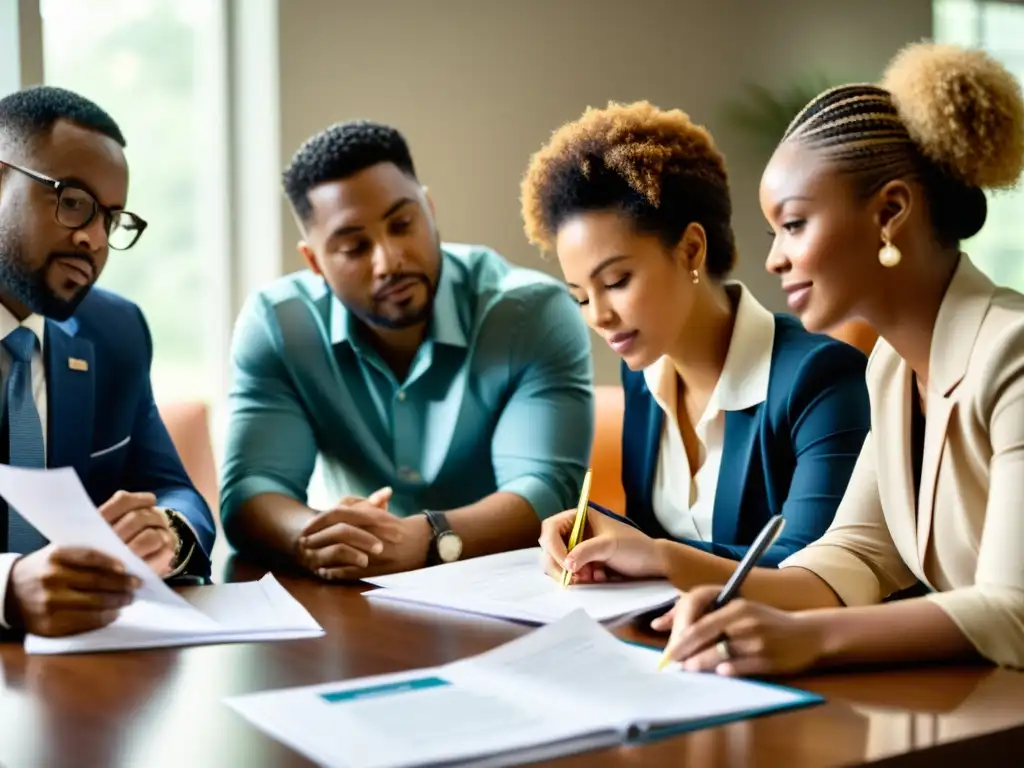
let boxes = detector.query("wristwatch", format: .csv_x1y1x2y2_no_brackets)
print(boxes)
424,509,463,565
159,508,197,578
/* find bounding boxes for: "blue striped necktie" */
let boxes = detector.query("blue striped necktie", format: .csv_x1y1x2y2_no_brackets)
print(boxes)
4,326,48,553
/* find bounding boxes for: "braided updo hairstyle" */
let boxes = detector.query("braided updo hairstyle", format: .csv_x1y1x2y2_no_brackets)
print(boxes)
782,42,1024,248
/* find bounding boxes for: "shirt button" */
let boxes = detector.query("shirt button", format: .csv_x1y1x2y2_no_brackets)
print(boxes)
396,390,406,402
398,466,420,482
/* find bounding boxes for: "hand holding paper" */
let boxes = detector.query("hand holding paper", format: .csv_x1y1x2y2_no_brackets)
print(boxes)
98,490,179,577
6,545,141,637
0,464,192,610
0,465,325,653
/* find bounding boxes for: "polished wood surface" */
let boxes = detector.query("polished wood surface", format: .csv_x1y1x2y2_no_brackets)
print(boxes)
2,553,1024,767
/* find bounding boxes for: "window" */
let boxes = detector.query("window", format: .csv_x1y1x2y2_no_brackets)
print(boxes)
934,0,1024,290
40,0,230,407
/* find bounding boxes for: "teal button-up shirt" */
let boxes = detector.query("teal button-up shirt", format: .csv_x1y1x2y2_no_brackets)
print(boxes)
220,243,594,523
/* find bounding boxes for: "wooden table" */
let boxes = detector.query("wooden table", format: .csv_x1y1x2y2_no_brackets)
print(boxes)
2,553,1024,767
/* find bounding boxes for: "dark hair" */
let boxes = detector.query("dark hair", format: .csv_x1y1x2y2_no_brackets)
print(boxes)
521,101,736,279
0,85,125,148
782,43,1024,247
283,120,417,223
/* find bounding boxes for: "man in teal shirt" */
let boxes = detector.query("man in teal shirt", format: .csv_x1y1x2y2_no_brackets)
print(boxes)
221,120,594,580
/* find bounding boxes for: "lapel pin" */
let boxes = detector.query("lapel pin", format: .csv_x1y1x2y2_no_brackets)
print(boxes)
68,357,89,372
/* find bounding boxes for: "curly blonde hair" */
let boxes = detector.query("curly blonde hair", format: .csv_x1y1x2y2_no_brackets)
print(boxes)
520,100,737,277
782,42,1024,245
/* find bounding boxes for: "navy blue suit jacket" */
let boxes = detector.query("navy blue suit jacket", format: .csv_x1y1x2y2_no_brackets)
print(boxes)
621,314,870,566
28,288,215,576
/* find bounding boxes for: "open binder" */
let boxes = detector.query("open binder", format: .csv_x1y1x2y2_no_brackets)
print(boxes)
226,610,822,767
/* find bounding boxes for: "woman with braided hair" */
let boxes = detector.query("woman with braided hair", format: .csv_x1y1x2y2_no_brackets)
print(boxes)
559,42,1024,675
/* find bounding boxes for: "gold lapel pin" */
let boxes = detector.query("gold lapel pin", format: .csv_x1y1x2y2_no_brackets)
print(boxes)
68,357,89,372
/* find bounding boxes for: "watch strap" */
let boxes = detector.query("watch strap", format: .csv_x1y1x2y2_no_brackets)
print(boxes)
424,510,451,565
424,509,451,537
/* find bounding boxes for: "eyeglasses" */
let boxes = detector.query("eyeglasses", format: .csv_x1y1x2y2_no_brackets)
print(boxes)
0,160,148,250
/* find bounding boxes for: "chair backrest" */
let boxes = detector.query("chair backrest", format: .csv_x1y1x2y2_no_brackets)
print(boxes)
157,400,219,519
589,385,626,513
829,319,878,357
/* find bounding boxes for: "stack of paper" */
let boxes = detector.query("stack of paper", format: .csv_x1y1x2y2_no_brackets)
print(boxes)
225,610,822,768
362,547,680,624
0,465,324,654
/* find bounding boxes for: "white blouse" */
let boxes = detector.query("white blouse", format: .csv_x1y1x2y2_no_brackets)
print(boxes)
645,283,776,540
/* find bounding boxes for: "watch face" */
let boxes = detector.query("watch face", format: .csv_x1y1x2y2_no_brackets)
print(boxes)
437,532,463,563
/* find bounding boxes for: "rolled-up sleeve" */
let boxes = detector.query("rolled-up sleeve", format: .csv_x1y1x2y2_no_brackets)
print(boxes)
220,295,319,532
780,431,918,606
924,326,1024,668
489,287,594,519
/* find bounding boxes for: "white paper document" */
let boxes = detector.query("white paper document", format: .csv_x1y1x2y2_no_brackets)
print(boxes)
0,465,324,654
361,548,680,624
25,573,325,654
225,610,821,768
0,464,191,609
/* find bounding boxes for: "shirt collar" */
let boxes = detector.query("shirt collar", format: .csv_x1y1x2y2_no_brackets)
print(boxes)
643,282,775,421
0,303,46,354
329,250,469,351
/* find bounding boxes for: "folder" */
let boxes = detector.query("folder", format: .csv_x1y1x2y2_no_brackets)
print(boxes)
225,610,822,768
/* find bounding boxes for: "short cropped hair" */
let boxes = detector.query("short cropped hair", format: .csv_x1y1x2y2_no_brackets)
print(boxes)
520,100,737,279
0,85,125,148
783,43,1024,246
283,120,417,223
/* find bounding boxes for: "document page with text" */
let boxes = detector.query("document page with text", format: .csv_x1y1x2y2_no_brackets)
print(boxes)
226,611,821,768
363,548,679,624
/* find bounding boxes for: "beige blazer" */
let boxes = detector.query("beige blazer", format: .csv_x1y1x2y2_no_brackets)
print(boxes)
781,255,1024,668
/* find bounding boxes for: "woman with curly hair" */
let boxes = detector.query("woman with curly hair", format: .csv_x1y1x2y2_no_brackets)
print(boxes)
597,43,1024,675
521,100,872,596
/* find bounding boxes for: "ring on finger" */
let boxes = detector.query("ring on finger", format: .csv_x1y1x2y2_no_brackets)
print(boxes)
716,638,732,662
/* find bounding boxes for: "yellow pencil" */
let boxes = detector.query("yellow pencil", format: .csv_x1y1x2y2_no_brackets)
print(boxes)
561,468,592,587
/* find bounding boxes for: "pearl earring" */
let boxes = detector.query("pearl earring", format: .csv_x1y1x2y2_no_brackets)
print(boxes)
691,269,699,284
878,233,901,268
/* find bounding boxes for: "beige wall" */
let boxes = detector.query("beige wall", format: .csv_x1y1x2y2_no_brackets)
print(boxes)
272,0,931,384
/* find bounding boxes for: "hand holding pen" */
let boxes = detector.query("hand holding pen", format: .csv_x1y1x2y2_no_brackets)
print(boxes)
654,515,827,676
539,495,665,585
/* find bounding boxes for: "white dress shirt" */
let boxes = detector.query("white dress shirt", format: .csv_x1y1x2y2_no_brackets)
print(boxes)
0,305,48,629
646,283,775,541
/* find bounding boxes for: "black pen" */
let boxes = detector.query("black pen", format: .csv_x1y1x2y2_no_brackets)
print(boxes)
587,500,642,530
656,514,786,669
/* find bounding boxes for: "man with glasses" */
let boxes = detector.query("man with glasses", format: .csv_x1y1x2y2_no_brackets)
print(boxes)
0,85,215,638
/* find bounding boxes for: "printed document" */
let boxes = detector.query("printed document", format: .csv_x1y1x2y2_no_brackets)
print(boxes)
225,610,821,768
362,547,679,623
0,465,324,654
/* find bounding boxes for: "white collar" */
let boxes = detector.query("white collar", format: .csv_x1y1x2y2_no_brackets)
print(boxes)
0,303,46,354
643,282,775,421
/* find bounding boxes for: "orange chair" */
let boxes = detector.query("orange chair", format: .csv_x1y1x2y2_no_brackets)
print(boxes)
830,319,878,356
588,385,626,513
157,400,219,520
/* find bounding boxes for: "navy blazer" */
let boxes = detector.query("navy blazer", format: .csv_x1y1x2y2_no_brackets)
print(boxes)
621,314,870,566
23,288,215,576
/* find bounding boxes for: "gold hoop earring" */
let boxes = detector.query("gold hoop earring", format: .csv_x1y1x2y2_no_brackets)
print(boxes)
691,269,699,284
878,233,901,268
